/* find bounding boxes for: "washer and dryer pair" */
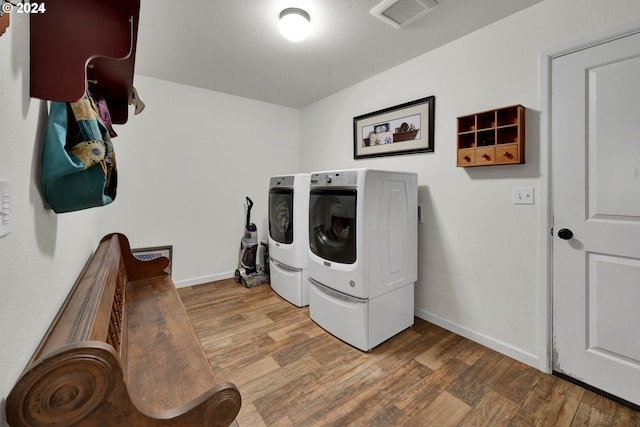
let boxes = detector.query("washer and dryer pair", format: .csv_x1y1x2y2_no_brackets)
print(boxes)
268,169,418,351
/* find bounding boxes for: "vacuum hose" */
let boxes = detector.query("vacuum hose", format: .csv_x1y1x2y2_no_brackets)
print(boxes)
246,197,254,227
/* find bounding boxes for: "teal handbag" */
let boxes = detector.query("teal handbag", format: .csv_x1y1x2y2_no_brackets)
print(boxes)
40,97,117,213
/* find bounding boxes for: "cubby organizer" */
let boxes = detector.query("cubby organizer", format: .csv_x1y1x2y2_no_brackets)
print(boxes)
456,105,525,167
30,0,140,124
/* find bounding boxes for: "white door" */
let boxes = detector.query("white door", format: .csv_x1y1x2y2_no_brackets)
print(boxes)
552,29,640,406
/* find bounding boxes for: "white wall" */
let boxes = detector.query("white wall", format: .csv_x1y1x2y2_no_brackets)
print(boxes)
95,76,300,285
299,0,640,367
0,31,298,425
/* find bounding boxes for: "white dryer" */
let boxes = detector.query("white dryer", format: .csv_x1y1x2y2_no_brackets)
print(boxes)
268,174,310,307
307,169,417,351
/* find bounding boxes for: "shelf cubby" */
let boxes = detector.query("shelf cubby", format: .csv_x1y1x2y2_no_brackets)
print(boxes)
456,105,525,167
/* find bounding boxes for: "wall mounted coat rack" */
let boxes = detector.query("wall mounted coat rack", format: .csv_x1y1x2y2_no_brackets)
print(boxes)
30,0,140,124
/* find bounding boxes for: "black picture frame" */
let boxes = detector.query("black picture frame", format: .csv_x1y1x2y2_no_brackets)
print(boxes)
353,96,435,159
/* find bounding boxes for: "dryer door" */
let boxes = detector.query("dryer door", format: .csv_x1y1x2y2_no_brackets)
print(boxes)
309,189,357,264
269,188,294,244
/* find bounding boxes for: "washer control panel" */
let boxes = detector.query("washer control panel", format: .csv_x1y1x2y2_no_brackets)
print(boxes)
310,170,358,187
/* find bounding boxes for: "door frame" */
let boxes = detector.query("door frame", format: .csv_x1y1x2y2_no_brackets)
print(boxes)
538,20,640,373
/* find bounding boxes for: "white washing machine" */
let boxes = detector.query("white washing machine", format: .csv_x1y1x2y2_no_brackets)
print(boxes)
307,169,417,351
268,174,310,307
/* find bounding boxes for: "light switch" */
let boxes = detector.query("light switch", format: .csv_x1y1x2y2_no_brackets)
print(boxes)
513,186,534,205
0,180,11,237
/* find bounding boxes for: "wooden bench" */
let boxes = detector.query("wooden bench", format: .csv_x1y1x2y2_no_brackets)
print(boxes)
6,233,241,427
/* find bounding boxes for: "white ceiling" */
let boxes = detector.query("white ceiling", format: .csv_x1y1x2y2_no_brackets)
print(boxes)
135,0,542,108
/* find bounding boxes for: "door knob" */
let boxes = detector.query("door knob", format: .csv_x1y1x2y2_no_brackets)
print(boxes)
557,228,573,240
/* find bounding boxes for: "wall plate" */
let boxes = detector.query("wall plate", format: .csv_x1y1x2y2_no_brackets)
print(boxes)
1,180,11,237
513,186,534,205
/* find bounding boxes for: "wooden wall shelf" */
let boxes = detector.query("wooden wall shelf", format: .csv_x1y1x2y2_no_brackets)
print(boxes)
457,105,525,167
30,0,140,124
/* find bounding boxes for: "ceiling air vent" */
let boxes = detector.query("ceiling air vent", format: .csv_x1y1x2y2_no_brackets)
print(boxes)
370,0,438,29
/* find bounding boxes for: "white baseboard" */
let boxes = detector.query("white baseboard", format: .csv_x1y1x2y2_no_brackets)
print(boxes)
414,307,539,369
174,271,235,288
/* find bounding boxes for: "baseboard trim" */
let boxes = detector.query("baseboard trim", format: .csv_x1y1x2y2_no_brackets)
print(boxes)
174,271,235,288
414,308,539,369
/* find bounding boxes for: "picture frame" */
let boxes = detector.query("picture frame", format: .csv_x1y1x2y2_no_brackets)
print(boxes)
353,96,435,159
132,245,173,275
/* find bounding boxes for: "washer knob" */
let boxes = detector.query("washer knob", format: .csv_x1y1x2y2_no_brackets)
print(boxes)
324,175,333,184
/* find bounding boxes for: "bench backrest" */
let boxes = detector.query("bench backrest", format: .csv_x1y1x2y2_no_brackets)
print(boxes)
29,235,128,364
27,233,170,364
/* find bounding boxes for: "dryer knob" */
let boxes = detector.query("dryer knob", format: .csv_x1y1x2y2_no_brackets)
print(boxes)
349,280,355,287
324,175,333,184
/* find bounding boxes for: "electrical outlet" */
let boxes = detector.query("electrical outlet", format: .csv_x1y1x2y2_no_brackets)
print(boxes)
0,180,11,237
513,186,534,205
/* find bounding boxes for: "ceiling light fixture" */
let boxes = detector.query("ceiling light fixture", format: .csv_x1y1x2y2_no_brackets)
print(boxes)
278,7,311,42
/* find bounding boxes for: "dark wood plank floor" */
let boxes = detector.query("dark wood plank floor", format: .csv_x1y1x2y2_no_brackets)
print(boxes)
179,279,639,427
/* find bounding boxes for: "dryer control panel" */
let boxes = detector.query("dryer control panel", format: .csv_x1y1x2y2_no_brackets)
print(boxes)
270,175,296,187
310,170,358,187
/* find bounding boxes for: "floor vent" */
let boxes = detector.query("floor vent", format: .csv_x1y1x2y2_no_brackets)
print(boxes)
370,0,438,29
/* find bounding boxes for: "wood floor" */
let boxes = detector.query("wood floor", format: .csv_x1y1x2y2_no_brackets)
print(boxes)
179,279,639,427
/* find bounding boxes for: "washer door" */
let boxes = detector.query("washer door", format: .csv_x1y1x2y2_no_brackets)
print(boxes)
269,188,294,244
309,189,357,264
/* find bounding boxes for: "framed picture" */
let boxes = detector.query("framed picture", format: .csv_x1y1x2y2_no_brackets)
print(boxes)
132,245,173,275
353,96,435,159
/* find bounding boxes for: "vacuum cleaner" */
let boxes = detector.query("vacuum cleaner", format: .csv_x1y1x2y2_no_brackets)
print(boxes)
234,196,269,287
